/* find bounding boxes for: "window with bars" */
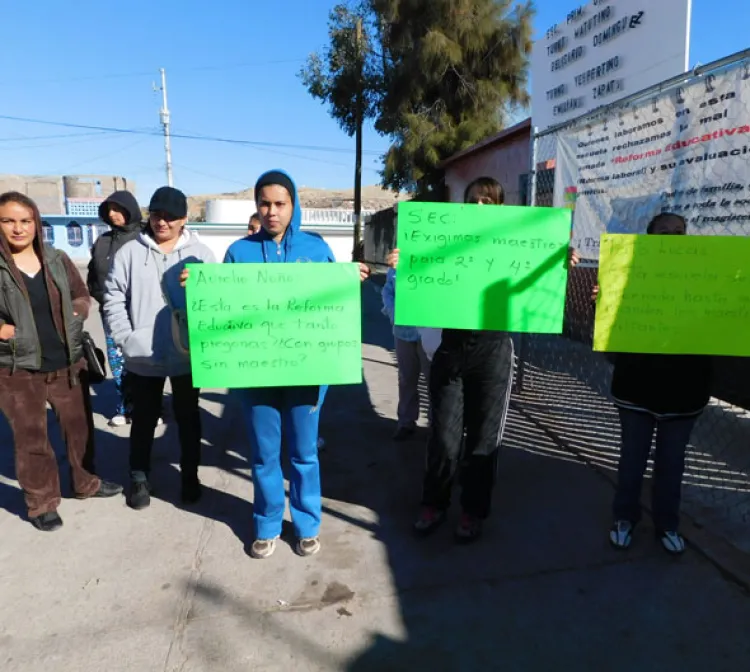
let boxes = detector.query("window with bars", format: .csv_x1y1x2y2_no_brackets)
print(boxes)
67,222,84,247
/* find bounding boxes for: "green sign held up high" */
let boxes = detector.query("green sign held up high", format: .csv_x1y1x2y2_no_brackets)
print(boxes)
394,202,572,333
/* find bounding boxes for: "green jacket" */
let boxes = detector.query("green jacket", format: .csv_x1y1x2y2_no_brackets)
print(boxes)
0,247,86,372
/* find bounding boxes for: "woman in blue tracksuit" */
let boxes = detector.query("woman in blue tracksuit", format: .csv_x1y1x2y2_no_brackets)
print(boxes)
223,170,369,559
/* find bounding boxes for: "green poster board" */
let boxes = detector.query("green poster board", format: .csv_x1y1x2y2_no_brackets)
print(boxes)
594,234,750,356
186,263,362,388
394,202,572,332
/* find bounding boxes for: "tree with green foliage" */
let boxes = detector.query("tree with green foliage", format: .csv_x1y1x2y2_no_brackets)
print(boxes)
375,0,534,197
302,0,534,199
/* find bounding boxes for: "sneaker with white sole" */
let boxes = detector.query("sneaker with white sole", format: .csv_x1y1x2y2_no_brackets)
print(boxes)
108,414,130,427
413,506,446,536
659,530,686,555
296,537,321,557
609,520,634,549
250,537,278,559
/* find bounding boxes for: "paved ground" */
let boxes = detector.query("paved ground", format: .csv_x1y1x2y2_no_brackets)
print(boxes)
1,275,750,671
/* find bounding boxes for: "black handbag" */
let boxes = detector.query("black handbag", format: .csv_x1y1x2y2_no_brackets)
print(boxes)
82,331,107,384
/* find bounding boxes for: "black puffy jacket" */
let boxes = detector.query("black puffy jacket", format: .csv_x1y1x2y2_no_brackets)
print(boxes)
87,190,144,306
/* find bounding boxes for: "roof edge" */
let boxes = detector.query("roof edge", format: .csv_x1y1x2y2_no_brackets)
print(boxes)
439,118,532,169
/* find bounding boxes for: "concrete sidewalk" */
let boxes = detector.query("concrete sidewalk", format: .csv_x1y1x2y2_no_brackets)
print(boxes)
1,279,750,671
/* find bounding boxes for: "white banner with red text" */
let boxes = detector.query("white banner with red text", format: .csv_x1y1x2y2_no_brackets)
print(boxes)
554,59,750,259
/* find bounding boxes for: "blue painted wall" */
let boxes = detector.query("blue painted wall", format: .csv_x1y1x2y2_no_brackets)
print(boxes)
42,215,106,261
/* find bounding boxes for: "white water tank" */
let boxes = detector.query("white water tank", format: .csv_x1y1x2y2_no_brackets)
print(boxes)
204,199,255,224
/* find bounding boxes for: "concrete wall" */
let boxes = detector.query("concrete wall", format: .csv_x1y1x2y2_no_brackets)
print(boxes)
0,175,134,214
0,175,65,214
62,175,133,199
443,132,531,205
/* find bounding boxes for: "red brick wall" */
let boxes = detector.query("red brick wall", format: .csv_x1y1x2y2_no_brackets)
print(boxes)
444,133,531,205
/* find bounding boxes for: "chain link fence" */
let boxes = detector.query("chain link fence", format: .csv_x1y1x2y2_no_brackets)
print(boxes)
514,50,750,554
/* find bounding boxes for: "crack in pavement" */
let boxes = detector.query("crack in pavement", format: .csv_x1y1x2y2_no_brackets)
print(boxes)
162,464,230,672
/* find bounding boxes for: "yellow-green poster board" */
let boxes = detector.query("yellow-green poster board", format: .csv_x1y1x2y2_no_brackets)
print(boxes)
594,234,750,355
394,202,572,333
186,263,362,388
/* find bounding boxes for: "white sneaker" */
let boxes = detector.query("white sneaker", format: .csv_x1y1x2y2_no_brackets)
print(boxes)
296,537,321,557
660,530,686,555
108,414,129,427
609,520,633,549
250,537,278,559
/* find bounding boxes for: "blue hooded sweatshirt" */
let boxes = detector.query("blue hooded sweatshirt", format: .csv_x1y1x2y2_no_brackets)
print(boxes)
223,170,335,265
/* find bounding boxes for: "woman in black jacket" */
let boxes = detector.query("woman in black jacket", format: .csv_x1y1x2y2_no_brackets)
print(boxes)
603,213,711,555
87,190,143,426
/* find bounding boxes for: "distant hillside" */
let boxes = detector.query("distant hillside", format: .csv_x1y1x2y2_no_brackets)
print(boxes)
188,184,405,220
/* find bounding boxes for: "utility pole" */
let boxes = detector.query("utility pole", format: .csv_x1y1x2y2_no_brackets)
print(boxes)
156,68,174,187
352,18,364,261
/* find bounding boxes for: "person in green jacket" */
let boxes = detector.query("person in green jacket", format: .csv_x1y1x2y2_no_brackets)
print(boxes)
0,192,122,531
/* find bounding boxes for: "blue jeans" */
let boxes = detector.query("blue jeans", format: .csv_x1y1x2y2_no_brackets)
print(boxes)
239,386,326,540
104,330,128,417
613,408,697,532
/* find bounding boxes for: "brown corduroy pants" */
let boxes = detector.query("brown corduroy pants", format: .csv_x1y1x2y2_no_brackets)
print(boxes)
0,365,100,517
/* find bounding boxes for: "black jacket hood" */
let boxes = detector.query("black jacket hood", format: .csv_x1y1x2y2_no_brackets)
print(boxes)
98,190,143,231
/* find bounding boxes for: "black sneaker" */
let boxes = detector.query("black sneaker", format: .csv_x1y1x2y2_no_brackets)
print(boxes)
128,478,151,510
413,506,446,536
181,477,202,505
77,480,123,499
30,511,64,532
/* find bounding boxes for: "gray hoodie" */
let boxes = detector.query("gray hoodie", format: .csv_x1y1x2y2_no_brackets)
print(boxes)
103,228,216,377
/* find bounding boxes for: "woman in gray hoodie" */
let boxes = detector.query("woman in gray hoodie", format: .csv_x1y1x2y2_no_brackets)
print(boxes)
103,186,216,510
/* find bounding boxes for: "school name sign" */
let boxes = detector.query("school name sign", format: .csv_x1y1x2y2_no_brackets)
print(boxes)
531,0,691,131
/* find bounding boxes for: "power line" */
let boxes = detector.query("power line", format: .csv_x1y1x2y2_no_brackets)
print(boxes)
0,58,308,86
0,113,382,156
0,131,114,143
0,134,125,152
55,137,153,173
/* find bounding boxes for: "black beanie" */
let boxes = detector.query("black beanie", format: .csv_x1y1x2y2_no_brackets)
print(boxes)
254,171,295,205
149,186,188,219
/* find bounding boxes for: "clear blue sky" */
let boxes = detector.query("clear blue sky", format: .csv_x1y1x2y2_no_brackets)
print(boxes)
0,0,746,202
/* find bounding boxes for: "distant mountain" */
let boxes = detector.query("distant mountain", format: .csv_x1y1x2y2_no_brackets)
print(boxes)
188,184,405,220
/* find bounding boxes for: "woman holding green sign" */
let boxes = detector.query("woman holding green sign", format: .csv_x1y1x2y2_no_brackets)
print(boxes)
182,170,369,559
388,178,515,542
389,177,580,543
600,213,712,555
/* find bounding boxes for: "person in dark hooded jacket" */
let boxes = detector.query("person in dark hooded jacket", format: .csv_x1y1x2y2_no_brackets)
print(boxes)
597,213,712,556
87,190,143,426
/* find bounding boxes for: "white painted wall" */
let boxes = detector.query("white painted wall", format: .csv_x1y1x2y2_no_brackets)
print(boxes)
189,224,355,262
205,200,255,223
